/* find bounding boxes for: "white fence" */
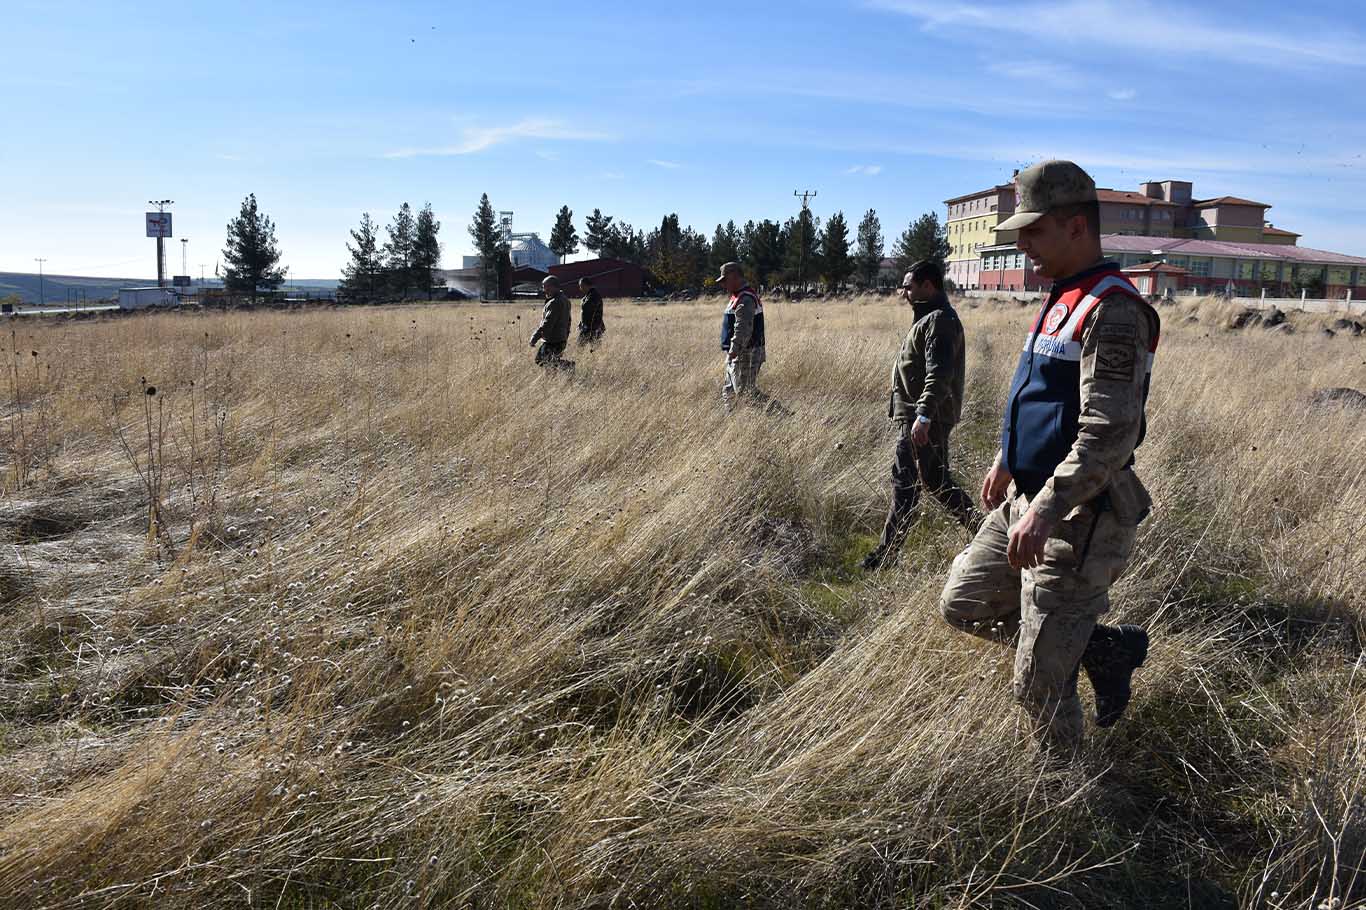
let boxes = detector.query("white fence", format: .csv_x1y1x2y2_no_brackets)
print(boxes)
1227,291,1361,316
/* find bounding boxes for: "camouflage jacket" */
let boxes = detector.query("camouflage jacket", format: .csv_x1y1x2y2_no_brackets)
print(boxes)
889,292,965,427
531,291,571,345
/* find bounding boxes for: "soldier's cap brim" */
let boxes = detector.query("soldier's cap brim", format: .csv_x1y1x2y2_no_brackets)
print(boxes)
997,210,1046,231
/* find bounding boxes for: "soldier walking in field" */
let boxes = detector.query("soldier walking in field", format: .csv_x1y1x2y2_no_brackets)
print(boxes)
938,160,1158,755
577,276,606,347
530,275,573,371
717,261,767,408
863,261,982,570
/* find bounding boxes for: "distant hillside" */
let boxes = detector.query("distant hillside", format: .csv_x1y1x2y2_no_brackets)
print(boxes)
0,272,339,305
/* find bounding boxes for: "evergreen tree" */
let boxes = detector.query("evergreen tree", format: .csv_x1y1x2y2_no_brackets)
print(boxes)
549,205,579,263
854,208,884,289
782,208,820,289
821,210,854,291
340,212,383,300
744,220,784,287
892,211,951,276
468,194,500,299
583,208,614,256
602,221,646,265
710,221,741,271
647,213,686,288
413,203,442,300
383,202,417,298
221,193,286,301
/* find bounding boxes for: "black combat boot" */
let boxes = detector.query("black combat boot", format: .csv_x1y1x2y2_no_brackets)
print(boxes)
861,547,888,571
1080,624,1149,728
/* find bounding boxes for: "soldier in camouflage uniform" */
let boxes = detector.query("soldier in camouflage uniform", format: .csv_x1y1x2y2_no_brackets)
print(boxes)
530,276,573,371
864,260,981,570
717,261,767,408
939,160,1159,754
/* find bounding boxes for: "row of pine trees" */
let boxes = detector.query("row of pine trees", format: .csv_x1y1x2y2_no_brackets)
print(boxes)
217,191,952,302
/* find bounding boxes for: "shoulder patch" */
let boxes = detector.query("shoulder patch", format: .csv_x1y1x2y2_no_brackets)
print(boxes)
1093,341,1136,382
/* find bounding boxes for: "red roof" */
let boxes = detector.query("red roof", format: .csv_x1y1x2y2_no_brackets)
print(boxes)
1096,189,1180,207
942,183,1014,205
1101,233,1366,266
1194,196,1269,208
1122,261,1189,274
1263,226,1300,237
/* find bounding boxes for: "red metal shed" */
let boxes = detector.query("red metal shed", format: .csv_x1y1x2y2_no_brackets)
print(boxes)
548,258,646,298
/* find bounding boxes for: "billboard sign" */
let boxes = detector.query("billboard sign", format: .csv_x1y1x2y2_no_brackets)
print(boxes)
172,275,191,287
146,212,173,238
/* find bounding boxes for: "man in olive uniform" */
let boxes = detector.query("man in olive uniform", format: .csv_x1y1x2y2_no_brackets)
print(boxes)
718,261,766,407
577,276,606,347
939,160,1158,755
863,260,981,570
530,275,572,370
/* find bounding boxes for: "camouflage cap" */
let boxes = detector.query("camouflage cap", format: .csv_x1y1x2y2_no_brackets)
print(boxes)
997,160,1097,231
715,261,743,282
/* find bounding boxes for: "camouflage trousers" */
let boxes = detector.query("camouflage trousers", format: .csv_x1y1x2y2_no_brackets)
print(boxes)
938,479,1141,753
721,347,766,408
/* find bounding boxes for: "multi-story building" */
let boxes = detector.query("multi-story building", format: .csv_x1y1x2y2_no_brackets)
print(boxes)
944,179,1016,290
948,172,1337,292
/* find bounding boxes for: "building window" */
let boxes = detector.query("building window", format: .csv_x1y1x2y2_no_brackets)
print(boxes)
1189,259,1211,277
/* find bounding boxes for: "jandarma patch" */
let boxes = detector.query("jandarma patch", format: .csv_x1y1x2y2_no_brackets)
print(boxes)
1094,342,1136,381
1097,321,1137,340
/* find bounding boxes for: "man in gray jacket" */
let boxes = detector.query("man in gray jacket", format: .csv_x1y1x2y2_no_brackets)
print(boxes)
530,275,572,369
864,261,981,569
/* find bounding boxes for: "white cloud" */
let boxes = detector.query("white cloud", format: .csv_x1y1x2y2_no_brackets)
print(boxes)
384,118,613,158
867,0,1366,69
844,164,884,175
987,60,1076,85
1108,88,1138,101
648,159,682,169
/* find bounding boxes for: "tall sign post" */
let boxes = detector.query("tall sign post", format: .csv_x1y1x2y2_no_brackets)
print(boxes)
146,200,174,287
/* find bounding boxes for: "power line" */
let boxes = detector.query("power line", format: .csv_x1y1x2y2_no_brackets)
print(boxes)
33,258,47,306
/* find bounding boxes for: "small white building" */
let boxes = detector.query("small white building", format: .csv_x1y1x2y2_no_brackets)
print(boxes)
118,287,178,310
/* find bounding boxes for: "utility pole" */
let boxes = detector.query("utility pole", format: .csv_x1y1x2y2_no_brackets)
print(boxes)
33,258,46,306
149,199,174,287
180,238,189,277
793,189,817,290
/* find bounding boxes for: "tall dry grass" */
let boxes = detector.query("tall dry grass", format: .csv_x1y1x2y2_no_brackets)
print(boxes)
0,294,1362,909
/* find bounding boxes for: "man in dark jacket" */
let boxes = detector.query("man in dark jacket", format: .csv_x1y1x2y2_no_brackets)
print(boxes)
530,276,572,369
863,261,980,570
577,277,606,347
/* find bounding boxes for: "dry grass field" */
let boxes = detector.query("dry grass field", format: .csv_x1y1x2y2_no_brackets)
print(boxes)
0,294,1363,909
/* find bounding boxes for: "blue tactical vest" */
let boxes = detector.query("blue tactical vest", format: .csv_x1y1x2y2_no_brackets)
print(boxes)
1001,262,1159,495
720,287,765,351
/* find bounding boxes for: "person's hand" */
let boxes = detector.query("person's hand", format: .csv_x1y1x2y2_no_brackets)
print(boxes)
1007,507,1054,570
909,417,931,446
982,460,1012,510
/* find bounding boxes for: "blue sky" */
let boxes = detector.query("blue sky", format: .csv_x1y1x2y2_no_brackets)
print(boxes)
3,0,1365,279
